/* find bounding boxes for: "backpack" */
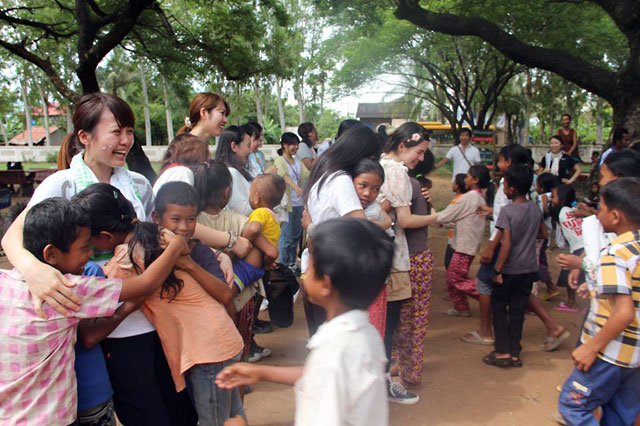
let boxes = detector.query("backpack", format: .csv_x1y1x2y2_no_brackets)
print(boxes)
264,263,300,328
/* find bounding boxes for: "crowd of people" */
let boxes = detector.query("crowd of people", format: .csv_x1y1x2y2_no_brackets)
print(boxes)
0,91,639,426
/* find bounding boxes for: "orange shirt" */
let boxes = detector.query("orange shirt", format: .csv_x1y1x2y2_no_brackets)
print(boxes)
104,244,243,391
447,193,464,240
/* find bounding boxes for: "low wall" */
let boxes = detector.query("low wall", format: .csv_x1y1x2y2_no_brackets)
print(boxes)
0,143,603,164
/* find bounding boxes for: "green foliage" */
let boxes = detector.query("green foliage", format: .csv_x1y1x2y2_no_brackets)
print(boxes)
316,109,349,141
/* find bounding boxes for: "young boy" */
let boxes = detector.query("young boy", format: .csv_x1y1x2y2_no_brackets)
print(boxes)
0,198,185,425
215,217,394,426
484,165,545,367
558,177,640,425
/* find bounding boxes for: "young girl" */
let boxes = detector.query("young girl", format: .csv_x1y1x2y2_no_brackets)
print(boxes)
535,173,559,301
351,159,392,338
94,184,245,426
273,132,309,269
444,173,467,269
153,133,210,194
437,165,491,317
552,184,584,312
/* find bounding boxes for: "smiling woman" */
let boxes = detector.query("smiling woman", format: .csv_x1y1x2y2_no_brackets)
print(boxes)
178,92,230,141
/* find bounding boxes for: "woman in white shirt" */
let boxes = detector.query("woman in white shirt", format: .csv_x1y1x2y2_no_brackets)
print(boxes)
246,122,268,179
153,133,211,193
215,125,254,216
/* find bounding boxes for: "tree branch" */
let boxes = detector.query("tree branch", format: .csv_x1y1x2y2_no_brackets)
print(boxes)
0,9,77,39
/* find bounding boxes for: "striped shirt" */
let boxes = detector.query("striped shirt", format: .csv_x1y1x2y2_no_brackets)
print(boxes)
581,230,640,368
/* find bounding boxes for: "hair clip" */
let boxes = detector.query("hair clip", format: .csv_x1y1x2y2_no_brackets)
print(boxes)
184,117,192,128
410,133,422,143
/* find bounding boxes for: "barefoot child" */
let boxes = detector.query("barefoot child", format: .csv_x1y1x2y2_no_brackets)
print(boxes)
558,177,640,424
535,173,560,301
444,173,467,269
216,217,394,426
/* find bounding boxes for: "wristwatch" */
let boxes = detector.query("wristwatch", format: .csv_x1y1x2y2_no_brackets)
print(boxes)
226,231,238,249
493,268,502,275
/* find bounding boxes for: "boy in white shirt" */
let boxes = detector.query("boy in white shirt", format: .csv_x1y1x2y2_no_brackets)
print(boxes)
216,217,394,426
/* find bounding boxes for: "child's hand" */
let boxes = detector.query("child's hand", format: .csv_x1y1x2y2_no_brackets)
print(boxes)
231,237,252,258
421,187,431,203
479,246,495,264
493,273,503,285
301,208,312,230
568,269,582,289
576,283,590,299
572,343,598,371
476,205,492,216
557,254,581,270
215,362,261,389
175,254,195,270
216,251,235,286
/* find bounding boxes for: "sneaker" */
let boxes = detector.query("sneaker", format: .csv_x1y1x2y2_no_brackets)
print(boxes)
387,379,419,405
252,319,274,334
248,340,272,363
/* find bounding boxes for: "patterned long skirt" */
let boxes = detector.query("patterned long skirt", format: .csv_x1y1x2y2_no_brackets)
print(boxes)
445,251,479,312
393,249,434,385
368,287,387,339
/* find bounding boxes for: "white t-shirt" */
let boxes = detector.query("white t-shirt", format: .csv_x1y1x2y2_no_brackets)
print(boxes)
307,172,362,224
559,207,584,253
316,139,333,157
490,178,510,239
28,168,156,338
582,215,616,267
296,142,316,161
152,165,194,195
364,201,394,237
226,167,253,217
445,144,481,181
537,192,552,233
294,310,388,426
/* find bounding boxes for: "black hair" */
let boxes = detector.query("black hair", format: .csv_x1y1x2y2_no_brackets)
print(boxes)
553,184,576,209
303,126,381,203
504,164,533,196
603,149,640,178
298,122,315,148
468,164,490,189
246,121,263,137
561,113,571,120
254,174,286,208
612,127,629,146
23,198,90,263
214,125,252,181
73,183,136,236
281,132,300,145
193,160,233,211
337,119,362,139
353,158,385,183
537,173,558,193
155,181,200,217
499,144,529,166
408,149,435,179
309,217,394,309
459,128,472,138
600,177,640,225
454,173,467,193
383,122,428,153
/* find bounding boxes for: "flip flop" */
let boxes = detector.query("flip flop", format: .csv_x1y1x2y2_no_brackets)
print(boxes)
540,290,561,301
483,351,512,367
446,308,471,317
554,302,580,313
542,330,571,352
461,330,495,345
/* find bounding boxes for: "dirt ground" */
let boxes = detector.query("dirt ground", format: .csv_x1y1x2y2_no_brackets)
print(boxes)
244,174,587,426
0,175,603,425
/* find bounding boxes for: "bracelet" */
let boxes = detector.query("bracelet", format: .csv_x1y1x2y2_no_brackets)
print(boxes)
234,277,245,293
226,231,237,249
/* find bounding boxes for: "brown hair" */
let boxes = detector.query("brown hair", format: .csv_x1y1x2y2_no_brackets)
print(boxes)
60,93,135,169
159,134,210,173
177,92,230,135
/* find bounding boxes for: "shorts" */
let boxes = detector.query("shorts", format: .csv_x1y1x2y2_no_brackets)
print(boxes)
386,268,411,302
476,277,492,296
233,259,264,291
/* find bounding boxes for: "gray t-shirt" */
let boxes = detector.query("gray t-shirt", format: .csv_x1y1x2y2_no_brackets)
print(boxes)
405,178,429,255
495,200,542,275
296,142,316,160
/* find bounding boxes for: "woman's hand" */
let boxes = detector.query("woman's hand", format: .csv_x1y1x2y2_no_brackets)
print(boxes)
215,362,262,389
420,187,431,203
216,251,234,286
23,261,81,319
231,236,251,258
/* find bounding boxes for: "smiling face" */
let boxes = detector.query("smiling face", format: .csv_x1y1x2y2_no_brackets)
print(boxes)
156,203,198,240
55,227,93,275
397,140,429,170
251,132,264,152
353,172,382,209
282,142,299,157
459,131,471,145
561,115,571,128
79,109,134,170
202,104,228,138
617,132,631,149
550,137,563,154
232,133,252,166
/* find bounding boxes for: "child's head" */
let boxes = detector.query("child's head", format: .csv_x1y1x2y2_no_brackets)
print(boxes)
503,164,533,200
352,159,384,209
160,134,209,173
154,182,200,240
73,183,137,252
23,198,92,275
465,164,490,190
590,181,600,195
611,127,630,149
551,184,576,209
249,173,286,210
497,144,529,173
305,217,394,310
549,135,563,154
453,173,467,194
536,172,558,194
600,149,640,187
598,177,640,232
193,160,233,211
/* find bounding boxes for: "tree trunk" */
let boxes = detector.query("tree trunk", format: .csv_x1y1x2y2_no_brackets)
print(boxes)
612,96,640,140
506,112,513,144
138,64,152,146
66,104,73,134
37,84,51,146
295,77,305,123
595,98,604,145
0,120,8,145
21,80,33,147
161,75,174,144
275,77,286,133
254,76,264,125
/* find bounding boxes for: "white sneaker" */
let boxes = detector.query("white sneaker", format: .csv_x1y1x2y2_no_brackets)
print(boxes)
387,379,420,405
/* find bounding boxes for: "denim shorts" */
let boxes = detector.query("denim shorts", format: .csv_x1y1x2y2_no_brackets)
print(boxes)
476,277,493,296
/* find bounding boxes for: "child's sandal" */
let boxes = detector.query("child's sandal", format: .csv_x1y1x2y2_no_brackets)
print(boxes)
483,351,512,367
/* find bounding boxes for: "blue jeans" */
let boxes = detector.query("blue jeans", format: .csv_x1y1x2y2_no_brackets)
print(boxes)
278,205,303,266
184,353,245,426
558,357,640,425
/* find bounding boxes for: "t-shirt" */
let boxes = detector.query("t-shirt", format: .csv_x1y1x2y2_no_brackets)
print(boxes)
0,270,121,425
559,207,584,253
104,244,243,392
495,201,542,274
436,189,486,256
296,142,316,161
247,151,267,178
445,144,481,181
274,156,306,208
539,152,577,181
405,178,429,255
226,167,253,216
294,310,388,426
190,242,226,283
581,215,616,286
248,208,281,246
537,192,552,234
316,139,333,156
599,147,620,166
307,172,362,225
490,178,510,240
197,210,249,238
75,262,113,412
153,165,194,195
364,201,394,238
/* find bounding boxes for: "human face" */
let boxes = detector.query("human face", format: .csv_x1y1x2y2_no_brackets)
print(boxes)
353,172,382,209
79,109,134,171
158,203,197,240
56,227,93,275
282,142,299,158
550,137,563,154
617,132,631,149
398,140,429,170
302,252,327,307
561,115,571,128
232,134,252,165
248,180,260,210
497,155,510,174
599,163,616,187
309,128,319,144
459,131,471,145
550,188,560,207
252,132,264,151
596,198,616,233
202,104,228,138
464,171,478,190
